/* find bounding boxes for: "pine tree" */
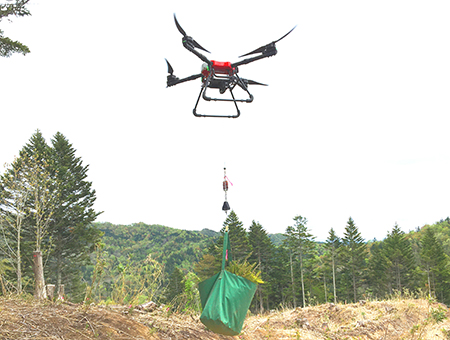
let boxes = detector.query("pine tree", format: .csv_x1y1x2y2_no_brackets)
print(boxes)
47,132,102,298
268,245,291,308
383,223,415,293
420,227,450,302
325,228,341,303
311,251,330,304
367,241,389,298
0,0,31,57
165,267,185,304
1,131,101,299
194,253,220,281
0,158,31,294
199,211,251,281
219,210,251,261
17,131,56,299
341,217,366,303
284,215,316,308
248,220,273,313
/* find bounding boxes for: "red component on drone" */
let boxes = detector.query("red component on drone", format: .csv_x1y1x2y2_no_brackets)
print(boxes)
211,60,234,75
201,68,210,78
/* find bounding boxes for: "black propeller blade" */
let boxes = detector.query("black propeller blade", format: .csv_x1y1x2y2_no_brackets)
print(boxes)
237,78,267,92
246,79,267,86
247,79,267,86
165,59,174,75
239,26,296,57
174,14,187,36
174,14,210,53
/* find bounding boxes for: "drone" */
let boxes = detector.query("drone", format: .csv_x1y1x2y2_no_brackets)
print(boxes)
166,15,296,118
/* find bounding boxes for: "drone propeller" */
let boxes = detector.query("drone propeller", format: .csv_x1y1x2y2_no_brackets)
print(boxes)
165,59,174,75
246,79,267,86
239,26,296,57
237,78,267,92
174,14,210,53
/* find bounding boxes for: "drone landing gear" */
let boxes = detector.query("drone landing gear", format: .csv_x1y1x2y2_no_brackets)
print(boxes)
193,74,254,118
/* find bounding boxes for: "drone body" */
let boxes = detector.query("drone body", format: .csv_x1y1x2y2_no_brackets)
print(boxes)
166,15,295,118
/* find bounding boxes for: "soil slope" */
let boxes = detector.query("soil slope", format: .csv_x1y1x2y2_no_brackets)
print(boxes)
1,297,449,339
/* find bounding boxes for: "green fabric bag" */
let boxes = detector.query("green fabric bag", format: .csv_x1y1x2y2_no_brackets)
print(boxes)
198,231,257,336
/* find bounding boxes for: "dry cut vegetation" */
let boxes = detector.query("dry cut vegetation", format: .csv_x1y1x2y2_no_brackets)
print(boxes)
1,296,450,339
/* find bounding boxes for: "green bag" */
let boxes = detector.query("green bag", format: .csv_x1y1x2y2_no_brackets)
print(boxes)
198,231,257,336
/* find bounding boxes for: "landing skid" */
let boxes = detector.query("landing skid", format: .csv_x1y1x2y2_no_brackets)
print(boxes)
193,73,254,118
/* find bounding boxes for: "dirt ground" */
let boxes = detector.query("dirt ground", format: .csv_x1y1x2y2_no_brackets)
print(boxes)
1,297,450,339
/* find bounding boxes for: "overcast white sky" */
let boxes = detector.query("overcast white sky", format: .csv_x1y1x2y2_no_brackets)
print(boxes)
1,0,449,241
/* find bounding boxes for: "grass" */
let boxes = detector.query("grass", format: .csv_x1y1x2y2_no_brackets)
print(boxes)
1,294,449,339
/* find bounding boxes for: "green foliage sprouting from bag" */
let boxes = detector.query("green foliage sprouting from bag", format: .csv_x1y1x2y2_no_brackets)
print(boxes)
227,259,264,284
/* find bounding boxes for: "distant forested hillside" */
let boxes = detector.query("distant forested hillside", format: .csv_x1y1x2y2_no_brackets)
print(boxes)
95,222,218,274
268,233,285,246
86,216,450,310
94,222,284,274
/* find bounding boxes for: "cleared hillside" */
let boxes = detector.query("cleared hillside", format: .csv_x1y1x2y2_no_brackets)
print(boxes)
1,297,449,339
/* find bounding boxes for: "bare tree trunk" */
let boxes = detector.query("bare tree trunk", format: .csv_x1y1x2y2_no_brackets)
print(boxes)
332,255,337,304
300,253,305,308
33,251,47,299
14,212,24,294
258,252,264,314
0,273,6,295
323,272,327,302
257,286,263,314
289,250,296,308
58,284,65,300
56,251,62,299
16,226,22,294
396,262,402,292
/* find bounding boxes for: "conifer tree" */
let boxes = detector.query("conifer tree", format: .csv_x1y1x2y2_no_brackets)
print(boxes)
199,211,251,281
165,267,185,304
367,241,389,298
1,131,101,299
17,131,56,299
47,132,102,297
311,251,330,304
284,215,316,308
219,210,251,261
194,253,220,281
248,220,273,313
341,217,366,303
268,245,291,308
325,228,341,303
0,0,31,57
0,158,32,294
420,227,450,302
383,223,415,293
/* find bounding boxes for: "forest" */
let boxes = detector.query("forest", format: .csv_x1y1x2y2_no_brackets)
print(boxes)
1,131,450,314
86,214,450,314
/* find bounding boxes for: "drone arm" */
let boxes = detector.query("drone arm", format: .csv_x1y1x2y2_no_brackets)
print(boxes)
232,26,295,68
173,15,212,65
231,47,277,68
167,73,203,87
182,39,212,65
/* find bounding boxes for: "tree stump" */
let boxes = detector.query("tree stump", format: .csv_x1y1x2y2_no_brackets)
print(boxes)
46,284,55,300
33,251,47,299
58,284,65,300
